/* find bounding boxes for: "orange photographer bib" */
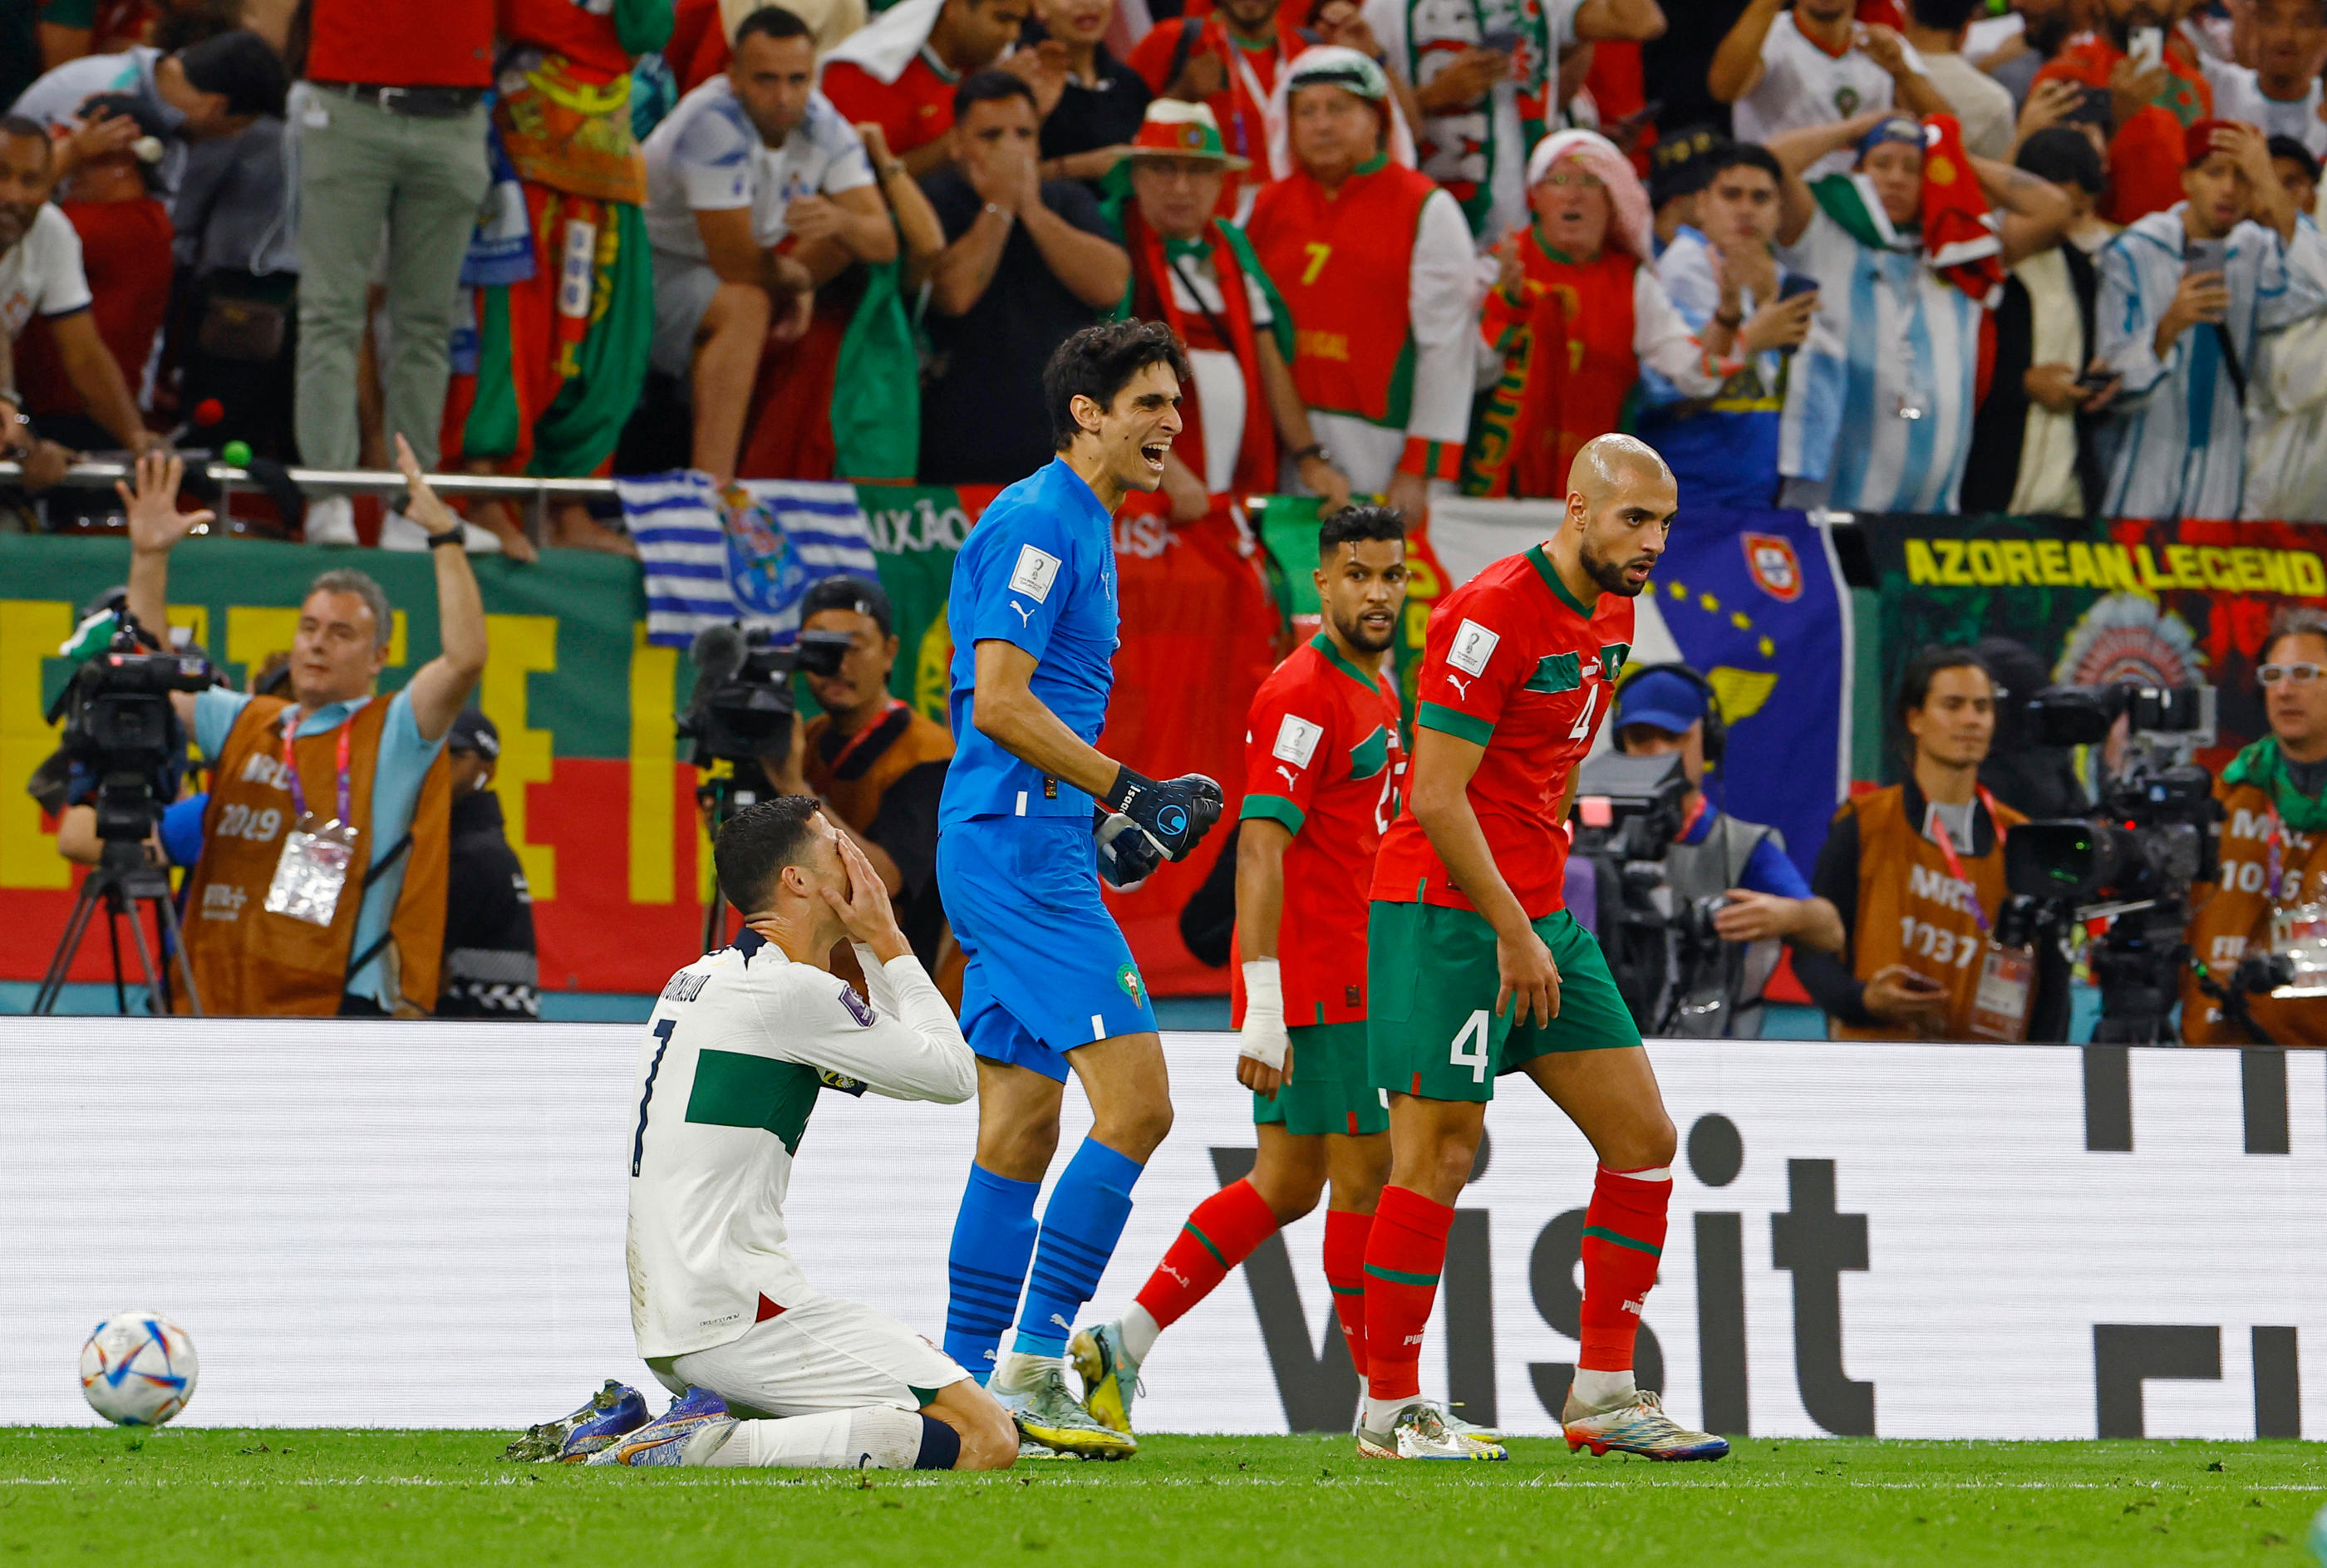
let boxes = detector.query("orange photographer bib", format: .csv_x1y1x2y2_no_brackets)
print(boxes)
2179,777,2327,1045
180,696,450,1016
1833,784,2024,1041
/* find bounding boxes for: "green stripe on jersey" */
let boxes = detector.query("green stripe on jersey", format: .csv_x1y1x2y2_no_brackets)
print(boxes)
686,1049,823,1153
1418,700,1492,745
1582,1224,1663,1258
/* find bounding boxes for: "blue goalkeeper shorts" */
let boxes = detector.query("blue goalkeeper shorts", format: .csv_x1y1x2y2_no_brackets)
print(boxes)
937,813,1158,1083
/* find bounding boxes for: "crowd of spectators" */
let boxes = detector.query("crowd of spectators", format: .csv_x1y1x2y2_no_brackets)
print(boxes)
6,0,2327,538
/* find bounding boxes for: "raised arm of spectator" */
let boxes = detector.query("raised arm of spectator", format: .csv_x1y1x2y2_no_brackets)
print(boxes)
693,206,814,297
786,185,903,285
50,310,155,456
1385,187,1481,520
2218,120,2299,243
1707,0,1783,103
1972,152,2074,267
391,434,488,745
863,123,949,291
1858,25,1949,118
1768,110,1891,244
1573,0,1666,43
1013,160,1130,309
116,450,214,729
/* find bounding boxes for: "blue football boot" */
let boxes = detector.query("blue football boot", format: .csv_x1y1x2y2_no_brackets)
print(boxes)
502,1380,649,1463
588,1386,738,1468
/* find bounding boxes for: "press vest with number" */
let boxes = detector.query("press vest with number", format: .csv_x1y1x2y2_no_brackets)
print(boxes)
1664,810,1784,1040
2179,777,2327,1046
1834,784,2023,1041
1245,160,1437,427
179,695,451,1016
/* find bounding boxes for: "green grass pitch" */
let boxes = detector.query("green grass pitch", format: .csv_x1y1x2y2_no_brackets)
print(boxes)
2,1428,2322,1566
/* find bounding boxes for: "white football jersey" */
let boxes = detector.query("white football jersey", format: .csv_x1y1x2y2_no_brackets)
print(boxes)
625,930,974,1359
1733,14,1922,181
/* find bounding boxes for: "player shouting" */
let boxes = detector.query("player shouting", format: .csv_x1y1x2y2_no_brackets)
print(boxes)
1358,435,1729,1462
1072,505,1409,1434
937,321,1226,1458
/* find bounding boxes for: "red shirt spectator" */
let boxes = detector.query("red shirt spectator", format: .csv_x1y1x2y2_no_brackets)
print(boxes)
308,0,493,87
1127,0,1293,196
2033,19,2211,224
820,0,1028,168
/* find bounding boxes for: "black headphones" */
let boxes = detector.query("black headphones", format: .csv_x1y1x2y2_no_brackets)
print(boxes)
1615,662,1727,765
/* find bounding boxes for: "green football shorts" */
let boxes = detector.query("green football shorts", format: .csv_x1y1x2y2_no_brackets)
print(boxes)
1365,901,1641,1103
1252,1020,1390,1137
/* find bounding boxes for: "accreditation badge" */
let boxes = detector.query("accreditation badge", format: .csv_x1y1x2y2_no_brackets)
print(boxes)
2266,902,2327,996
263,814,360,927
1968,943,2034,1043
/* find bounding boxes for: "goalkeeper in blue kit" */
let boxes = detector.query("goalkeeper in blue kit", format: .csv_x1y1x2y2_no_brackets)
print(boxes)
936,321,1224,1458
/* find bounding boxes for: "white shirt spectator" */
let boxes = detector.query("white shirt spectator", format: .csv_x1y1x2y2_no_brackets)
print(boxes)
2201,57,2327,160
1918,52,2015,160
1733,14,1924,180
10,45,191,191
0,204,95,337
642,76,875,263
1159,254,1277,494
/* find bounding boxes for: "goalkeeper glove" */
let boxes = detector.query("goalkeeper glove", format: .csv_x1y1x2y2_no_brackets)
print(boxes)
1237,957,1290,1079
1101,766,1224,862
1095,810,1164,888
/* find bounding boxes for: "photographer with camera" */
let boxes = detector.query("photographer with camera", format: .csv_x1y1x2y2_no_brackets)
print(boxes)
120,443,485,1017
1609,666,1844,1039
1798,646,2071,1042
2180,606,2327,1046
795,576,955,985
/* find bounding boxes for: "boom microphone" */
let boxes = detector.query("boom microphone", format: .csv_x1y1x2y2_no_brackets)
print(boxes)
689,622,748,683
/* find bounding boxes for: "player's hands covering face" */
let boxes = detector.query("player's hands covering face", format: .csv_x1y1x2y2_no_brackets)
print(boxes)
822,832,910,961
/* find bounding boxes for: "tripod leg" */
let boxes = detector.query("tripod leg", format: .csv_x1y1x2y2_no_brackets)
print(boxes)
107,901,128,1015
120,897,169,1017
152,892,203,1017
32,883,106,1014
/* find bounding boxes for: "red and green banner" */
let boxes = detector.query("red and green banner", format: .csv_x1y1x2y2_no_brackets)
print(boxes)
0,490,1277,1000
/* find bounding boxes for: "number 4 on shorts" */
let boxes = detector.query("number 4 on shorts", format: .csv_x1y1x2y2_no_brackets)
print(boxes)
1450,1010,1490,1084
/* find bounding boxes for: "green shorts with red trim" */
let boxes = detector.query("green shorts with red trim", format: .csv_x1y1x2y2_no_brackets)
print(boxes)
1365,900,1640,1103
1252,1020,1390,1137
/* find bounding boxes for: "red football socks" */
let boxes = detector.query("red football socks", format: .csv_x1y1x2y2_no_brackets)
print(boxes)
1134,1177,1280,1330
1577,1164,1671,1373
1361,1185,1453,1403
1321,1207,1372,1379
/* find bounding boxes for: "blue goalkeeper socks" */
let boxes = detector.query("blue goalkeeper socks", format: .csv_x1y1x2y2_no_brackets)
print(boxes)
1013,1138,1145,1359
945,1162,1040,1384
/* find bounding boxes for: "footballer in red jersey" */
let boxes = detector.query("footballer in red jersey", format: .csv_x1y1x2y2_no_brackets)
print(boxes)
1356,435,1729,1464
1070,507,1409,1438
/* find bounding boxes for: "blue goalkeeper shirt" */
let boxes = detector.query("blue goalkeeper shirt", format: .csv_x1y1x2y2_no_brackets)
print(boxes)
939,458,1119,827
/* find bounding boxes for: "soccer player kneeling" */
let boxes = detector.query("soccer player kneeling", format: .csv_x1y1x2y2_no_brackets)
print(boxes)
1360,435,1727,1462
583,799,1016,1471
1072,505,1409,1436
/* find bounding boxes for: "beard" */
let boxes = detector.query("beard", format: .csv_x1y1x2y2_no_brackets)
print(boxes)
1580,537,1649,597
1329,604,1396,656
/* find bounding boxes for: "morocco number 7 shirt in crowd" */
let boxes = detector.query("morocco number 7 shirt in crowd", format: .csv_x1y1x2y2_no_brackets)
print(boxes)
1237,632,1407,1026
1370,544,1631,918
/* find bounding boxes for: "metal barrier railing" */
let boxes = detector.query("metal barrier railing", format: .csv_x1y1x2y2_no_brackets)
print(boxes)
0,459,619,543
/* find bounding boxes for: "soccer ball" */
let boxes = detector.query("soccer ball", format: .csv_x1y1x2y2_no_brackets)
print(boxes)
79,1313,199,1427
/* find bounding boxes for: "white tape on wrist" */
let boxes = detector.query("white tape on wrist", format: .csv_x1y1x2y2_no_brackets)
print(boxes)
1237,958,1287,1070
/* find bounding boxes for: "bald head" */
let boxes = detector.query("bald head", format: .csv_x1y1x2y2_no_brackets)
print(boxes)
1567,433,1674,506
1554,433,1678,599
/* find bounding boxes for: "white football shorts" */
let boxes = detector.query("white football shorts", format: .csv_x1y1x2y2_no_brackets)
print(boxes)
648,1291,972,1418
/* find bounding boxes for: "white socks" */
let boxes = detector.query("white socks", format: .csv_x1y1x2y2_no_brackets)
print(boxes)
1362,1394,1414,1432
1569,1369,1638,1413
1118,1305,1160,1364
702,1406,928,1469
991,1349,1063,1392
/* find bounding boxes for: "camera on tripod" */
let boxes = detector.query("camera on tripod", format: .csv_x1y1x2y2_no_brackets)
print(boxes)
2000,680,2221,1042
45,613,216,843
1570,750,1721,1033
678,622,856,770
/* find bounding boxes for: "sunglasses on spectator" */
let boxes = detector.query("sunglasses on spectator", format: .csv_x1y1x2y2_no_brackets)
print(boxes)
2259,662,2323,686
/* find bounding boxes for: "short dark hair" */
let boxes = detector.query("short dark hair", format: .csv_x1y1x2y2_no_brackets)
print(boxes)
1318,503,1405,557
800,573,894,637
1,113,52,152
1896,645,1993,729
1908,0,1980,32
177,30,288,118
715,795,823,913
2017,126,2105,195
1042,319,1191,450
955,68,1037,123
1704,141,1783,189
735,4,814,46
2268,134,2321,185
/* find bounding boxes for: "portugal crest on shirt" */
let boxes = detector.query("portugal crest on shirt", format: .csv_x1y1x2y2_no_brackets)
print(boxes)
1743,533,1803,602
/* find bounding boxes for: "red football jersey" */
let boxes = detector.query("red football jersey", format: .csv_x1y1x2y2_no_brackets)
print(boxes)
1370,544,1633,919
1234,633,1406,1026
821,54,959,157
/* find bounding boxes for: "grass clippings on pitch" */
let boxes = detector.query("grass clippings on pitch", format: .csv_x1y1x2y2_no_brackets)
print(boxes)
1,1428,2321,1566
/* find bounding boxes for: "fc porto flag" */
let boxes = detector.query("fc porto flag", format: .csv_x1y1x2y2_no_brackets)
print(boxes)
1425,500,1852,879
